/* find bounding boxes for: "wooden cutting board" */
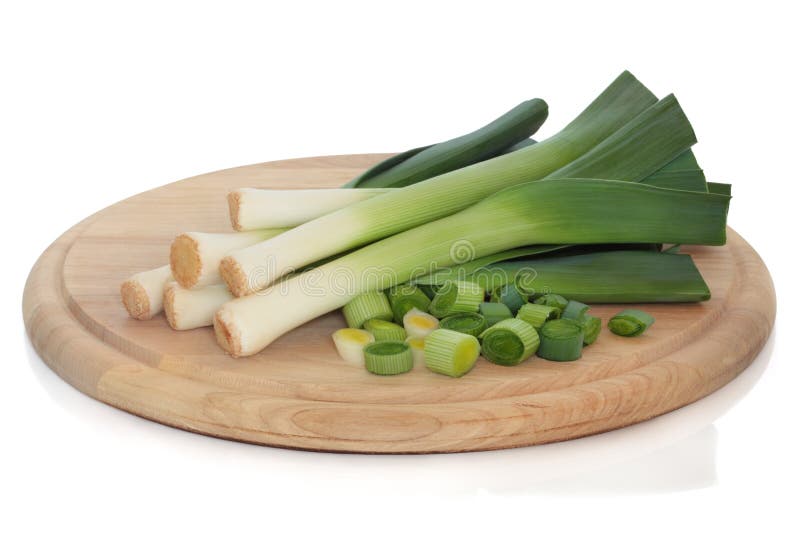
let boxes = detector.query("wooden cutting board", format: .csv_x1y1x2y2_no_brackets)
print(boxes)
23,154,776,453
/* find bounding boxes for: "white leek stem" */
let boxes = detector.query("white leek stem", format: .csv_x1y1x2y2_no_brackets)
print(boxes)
228,188,390,231
120,265,172,320
163,282,233,330
170,228,287,289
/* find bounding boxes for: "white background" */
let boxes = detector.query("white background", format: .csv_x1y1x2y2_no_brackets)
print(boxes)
2,1,798,532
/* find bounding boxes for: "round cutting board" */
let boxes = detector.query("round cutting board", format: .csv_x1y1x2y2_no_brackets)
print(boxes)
23,154,776,453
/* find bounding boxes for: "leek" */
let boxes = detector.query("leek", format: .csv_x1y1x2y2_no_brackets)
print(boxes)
608,309,655,337
708,182,732,195
402,308,439,338
364,342,414,375
388,284,431,323
439,312,488,337
581,315,602,345
489,284,528,314
363,319,406,342
562,300,589,320
428,281,484,318
220,71,666,296
516,303,560,329
342,291,393,328
214,179,729,356
344,98,549,188
641,149,708,192
424,329,480,378
163,282,232,331
120,265,172,320
537,319,585,361
479,302,513,327
332,328,375,367
533,294,568,311
405,336,427,368
479,318,540,366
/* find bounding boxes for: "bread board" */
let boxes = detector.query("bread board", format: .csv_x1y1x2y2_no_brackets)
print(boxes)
22,153,776,453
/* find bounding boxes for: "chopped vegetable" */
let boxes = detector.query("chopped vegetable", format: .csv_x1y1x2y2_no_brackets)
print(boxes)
388,284,431,323
516,303,561,329
364,342,414,375
342,291,393,328
163,282,232,330
581,315,602,345
478,302,513,327
562,300,589,320
429,281,484,318
363,319,407,342
405,337,427,368
533,294,569,311
608,309,655,337
120,265,172,320
479,318,540,366
489,284,528,314
332,328,375,367
537,319,585,361
424,329,481,378
402,308,439,338
439,312,488,337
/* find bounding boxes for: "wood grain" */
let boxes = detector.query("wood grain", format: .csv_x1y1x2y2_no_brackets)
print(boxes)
22,154,776,453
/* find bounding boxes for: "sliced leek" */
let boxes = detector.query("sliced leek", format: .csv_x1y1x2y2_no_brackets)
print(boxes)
516,303,560,329
489,284,528,314
402,308,440,338
342,291,393,328
439,312,488,337
363,319,406,342
388,284,431,323
479,318,540,366
214,179,729,356
219,71,664,296
171,228,287,289
228,188,391,231
581,315,602,345
429,281,484,318
608,309,655,337
332,328,375,367
533,294,568,311
537,319,584,361
424,329,480,378
405,336,427,368
562,300,589,321
479,302,513,327
364,342,413,375
344,98,549,188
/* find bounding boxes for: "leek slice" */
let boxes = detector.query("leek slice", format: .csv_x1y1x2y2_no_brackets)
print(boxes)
363,319,407,342
405,336,427,368
489,284,528,314
516,303,561,329
429,281,484,318
388,284,431,323
364,342,413,375
344,98,549,188
221,71,666,296
332,328,375,367
479,302,513,327
402,308,439,338
533,294,568,311
424,329,480,378
581,315,602,345
608,309,655,337
479,318,540,366
538,319,584,361
342,291,393,328
562,300,589,321
439,312,488,337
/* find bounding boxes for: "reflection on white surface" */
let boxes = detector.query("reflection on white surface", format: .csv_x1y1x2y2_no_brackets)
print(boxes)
25,329,774,495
